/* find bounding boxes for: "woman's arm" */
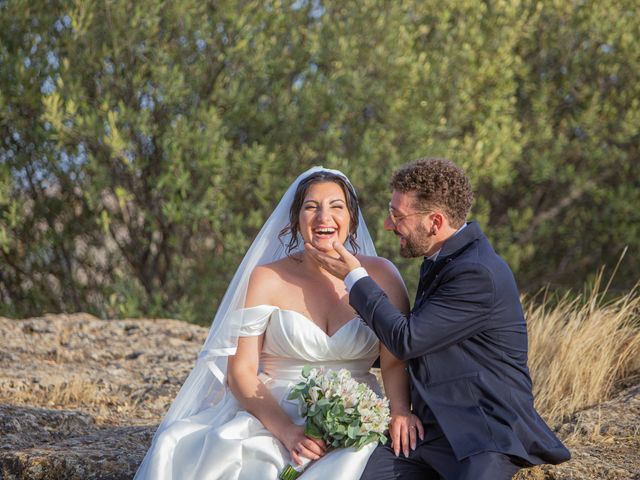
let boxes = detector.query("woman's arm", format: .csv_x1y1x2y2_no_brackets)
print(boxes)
228,337,324,464
364,257,424,457
226,266,325,465
379,345,423,456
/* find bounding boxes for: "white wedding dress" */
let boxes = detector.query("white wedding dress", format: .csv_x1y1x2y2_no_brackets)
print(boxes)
142,305,381,480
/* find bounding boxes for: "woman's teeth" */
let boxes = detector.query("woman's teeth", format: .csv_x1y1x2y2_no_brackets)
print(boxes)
314,228,336,235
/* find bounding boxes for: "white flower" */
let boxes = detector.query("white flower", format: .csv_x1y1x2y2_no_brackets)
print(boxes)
309,386,320,404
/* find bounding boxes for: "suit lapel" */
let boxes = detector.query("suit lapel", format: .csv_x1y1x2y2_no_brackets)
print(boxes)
413,222,485,310
415,259,435,309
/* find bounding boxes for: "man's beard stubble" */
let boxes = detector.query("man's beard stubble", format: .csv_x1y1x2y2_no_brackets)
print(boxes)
399,222,432,258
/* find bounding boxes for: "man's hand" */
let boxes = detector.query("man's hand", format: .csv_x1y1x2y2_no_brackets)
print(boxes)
304,241,361,280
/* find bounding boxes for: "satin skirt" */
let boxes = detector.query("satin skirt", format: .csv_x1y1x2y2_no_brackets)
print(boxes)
141,373,379,480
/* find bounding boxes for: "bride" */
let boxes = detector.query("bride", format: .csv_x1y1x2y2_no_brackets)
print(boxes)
134,167,422,480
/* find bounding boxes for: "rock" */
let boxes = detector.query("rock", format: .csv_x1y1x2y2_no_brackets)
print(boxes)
0,314,638,479
1,422,153,480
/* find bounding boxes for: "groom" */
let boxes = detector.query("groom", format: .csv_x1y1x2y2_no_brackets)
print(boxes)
306,158,570,480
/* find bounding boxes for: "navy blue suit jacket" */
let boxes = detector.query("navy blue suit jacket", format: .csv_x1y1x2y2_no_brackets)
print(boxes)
351,221,570,464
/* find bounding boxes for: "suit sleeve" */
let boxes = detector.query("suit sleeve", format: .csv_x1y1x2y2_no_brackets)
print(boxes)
350,264,495,361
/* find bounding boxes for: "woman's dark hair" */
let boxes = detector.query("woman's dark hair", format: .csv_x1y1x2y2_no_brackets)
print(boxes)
279,172,360,256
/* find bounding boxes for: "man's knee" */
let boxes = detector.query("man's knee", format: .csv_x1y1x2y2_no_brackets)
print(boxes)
360,444,438,480
360,445,396,480
456,451,521,480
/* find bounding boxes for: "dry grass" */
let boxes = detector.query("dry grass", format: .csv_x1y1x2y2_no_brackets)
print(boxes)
6,377,107,408
3,376,141,422
48,377,117,408
526,269,640,426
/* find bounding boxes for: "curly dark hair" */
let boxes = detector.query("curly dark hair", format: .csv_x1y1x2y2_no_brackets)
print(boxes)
279,172,360,256
390,158,473,228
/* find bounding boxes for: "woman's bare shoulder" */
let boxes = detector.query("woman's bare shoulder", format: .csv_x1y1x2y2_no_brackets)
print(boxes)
248,256,301,288
253,255,300,276
357,255,401,277
358,255,406,290
246,256,300,307
246,264,282,307
357,255,409,312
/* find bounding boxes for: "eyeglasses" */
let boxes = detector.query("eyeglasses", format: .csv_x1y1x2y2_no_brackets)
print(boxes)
387,206,431,227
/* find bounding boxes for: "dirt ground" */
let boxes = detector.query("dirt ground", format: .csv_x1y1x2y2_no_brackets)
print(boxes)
1,314,638,479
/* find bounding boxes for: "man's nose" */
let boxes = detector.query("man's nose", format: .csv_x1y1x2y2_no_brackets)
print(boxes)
383,215,395,231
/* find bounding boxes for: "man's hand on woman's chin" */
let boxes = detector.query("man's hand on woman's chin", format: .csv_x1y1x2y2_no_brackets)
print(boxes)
304,241,361,280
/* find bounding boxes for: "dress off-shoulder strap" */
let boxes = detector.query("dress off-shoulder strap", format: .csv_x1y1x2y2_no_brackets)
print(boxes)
199,306,277,384
237,305,279,337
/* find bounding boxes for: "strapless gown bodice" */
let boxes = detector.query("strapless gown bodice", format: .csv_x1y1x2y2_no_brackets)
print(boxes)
137,305,382,480
255,306,379,381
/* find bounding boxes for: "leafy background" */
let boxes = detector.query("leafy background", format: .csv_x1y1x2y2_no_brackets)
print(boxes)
1,0,638,324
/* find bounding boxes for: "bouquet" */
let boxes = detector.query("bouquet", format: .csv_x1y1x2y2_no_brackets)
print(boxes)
279,366,390,480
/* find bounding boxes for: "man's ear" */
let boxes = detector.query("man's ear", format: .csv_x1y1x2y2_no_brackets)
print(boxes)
432,212,445,231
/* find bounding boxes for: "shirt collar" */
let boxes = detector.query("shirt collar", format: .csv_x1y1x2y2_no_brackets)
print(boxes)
425,222,467,262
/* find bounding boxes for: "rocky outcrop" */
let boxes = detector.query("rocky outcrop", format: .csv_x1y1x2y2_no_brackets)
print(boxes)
0,313,204,480
1,314,638,479
1,405,150,480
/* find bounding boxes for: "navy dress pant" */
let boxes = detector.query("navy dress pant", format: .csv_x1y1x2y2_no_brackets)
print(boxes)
360,435,522,480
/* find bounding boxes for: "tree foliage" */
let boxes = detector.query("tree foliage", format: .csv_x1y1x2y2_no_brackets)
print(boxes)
1,0,638,322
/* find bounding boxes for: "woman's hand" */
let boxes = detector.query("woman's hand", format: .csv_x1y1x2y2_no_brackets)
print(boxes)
281,425,327,465
389,411,424,457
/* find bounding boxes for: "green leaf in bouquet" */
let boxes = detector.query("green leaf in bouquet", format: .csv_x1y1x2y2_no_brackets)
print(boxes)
340,413,352,425
331,402,345,417
330,438,342,448
355,437,367,450
304,420,323,439
302,365,313,378
311,416,325,434
287,390,301,401
347,425,359,439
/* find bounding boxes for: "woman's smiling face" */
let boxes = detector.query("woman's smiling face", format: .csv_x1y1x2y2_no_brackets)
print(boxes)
298,181,351,253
